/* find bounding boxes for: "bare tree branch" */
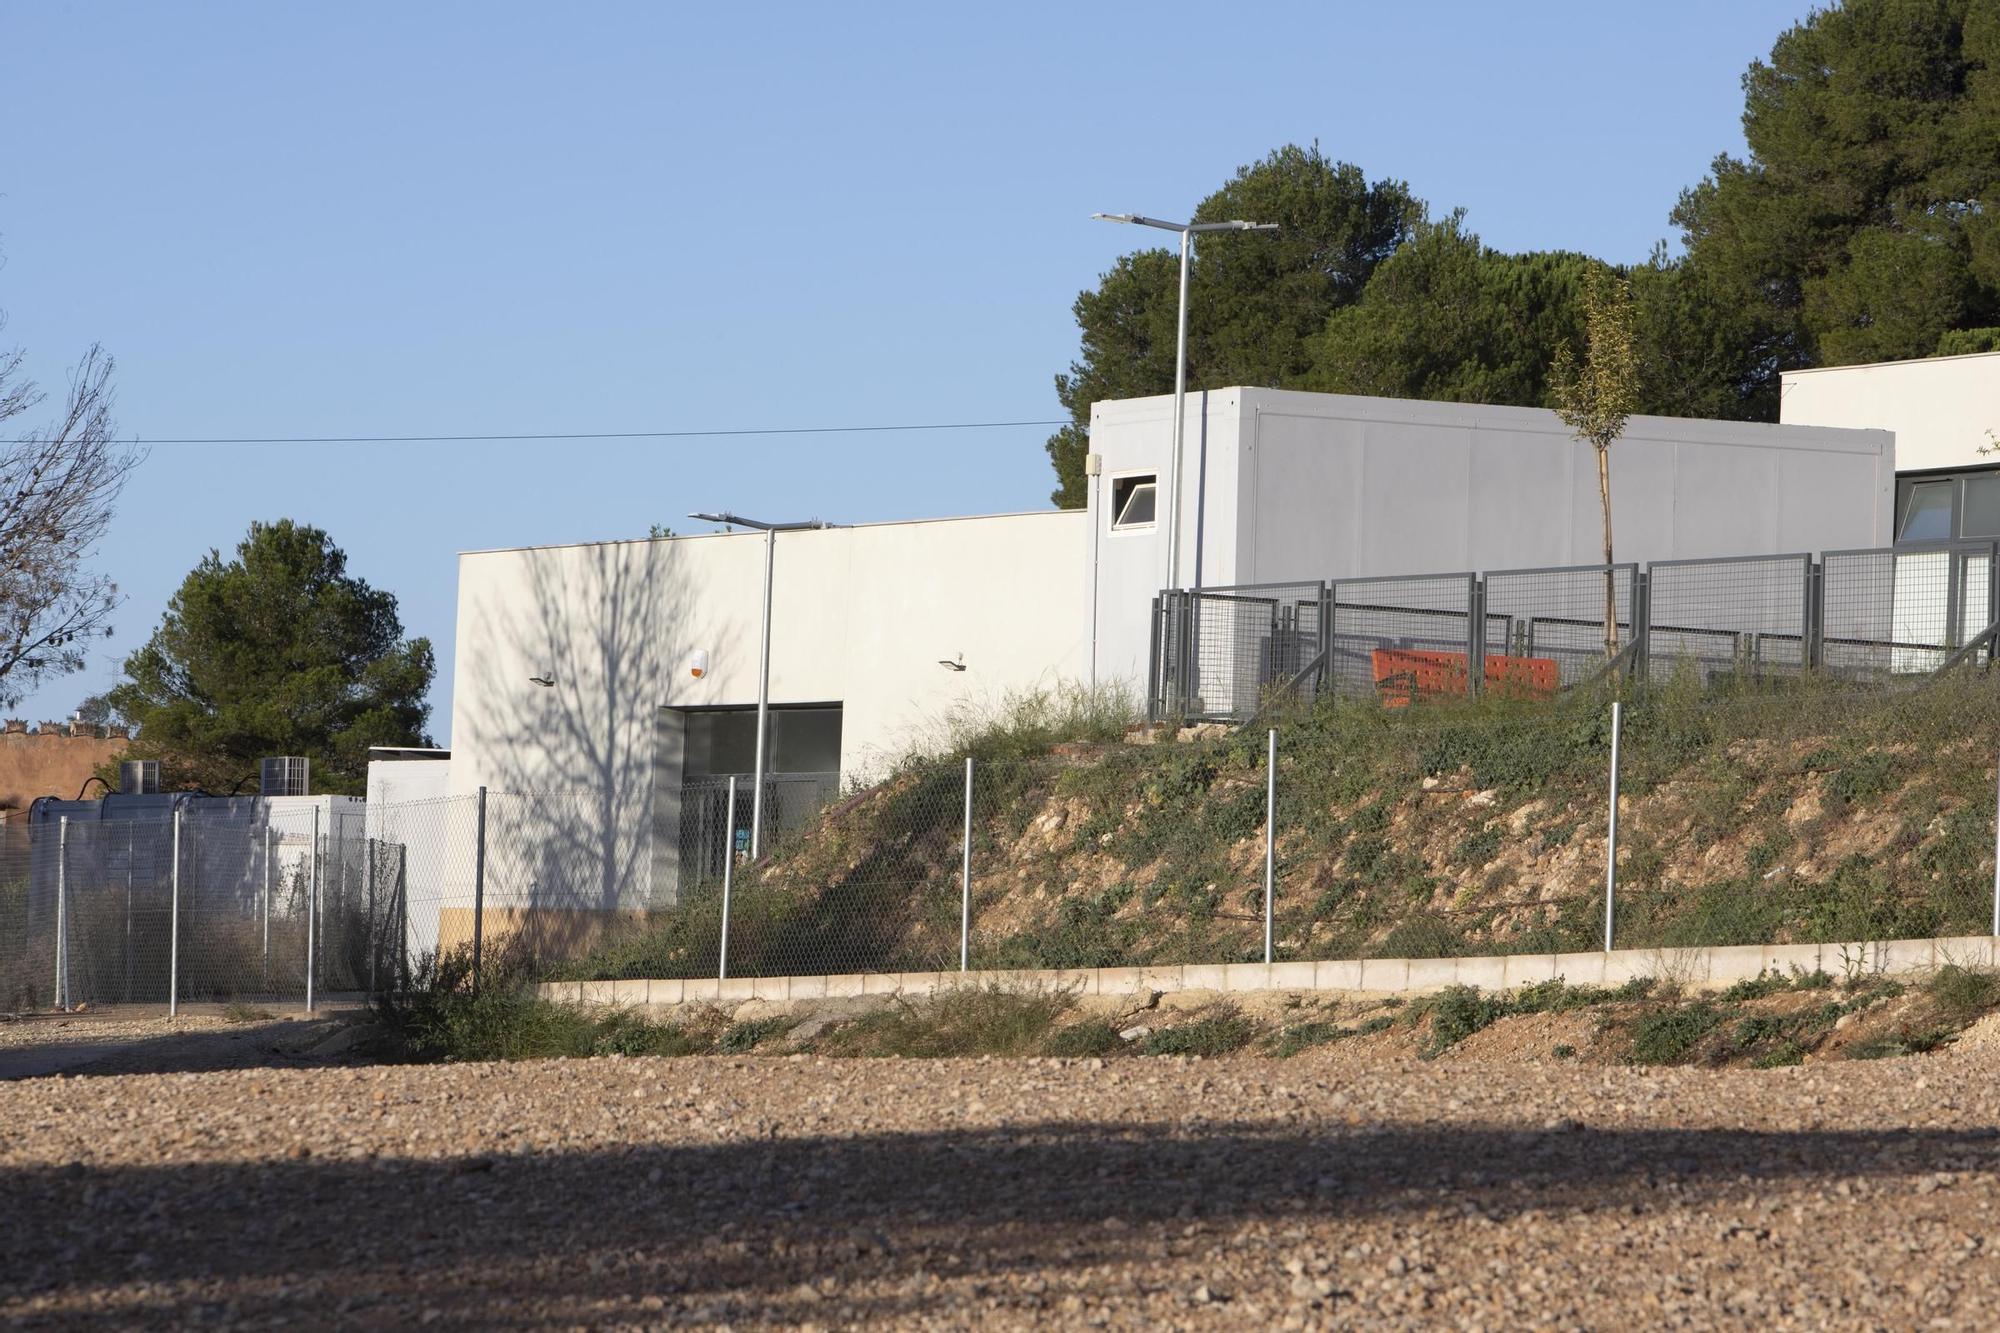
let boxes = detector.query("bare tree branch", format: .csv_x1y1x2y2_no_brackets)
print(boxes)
0,337,139,707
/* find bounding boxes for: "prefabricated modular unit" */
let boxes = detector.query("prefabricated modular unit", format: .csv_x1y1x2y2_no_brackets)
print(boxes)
1086,388,1897,692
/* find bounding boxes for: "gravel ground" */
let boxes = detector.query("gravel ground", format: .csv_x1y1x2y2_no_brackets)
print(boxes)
0,1007,362,1079
5,1038,2000,1329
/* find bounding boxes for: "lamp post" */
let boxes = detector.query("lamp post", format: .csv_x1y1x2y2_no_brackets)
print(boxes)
689,511,830,857
1091,213,1278,589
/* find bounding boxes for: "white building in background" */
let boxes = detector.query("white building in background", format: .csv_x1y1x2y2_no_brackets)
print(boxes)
1781,351,2000,665
1781,349,2000,541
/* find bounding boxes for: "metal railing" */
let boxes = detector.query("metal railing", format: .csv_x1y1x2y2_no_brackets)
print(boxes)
1148,540,2000,720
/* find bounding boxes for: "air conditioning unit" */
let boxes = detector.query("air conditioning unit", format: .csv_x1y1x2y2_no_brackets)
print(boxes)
118,760,160,796
260,756,310,797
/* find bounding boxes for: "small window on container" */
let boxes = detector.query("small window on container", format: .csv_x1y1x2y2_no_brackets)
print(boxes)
1110,474,1157,529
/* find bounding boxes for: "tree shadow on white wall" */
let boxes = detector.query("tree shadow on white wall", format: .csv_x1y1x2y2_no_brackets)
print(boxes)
461,539,738,921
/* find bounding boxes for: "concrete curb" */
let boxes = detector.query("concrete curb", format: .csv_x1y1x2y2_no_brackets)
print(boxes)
541,935,2000,1007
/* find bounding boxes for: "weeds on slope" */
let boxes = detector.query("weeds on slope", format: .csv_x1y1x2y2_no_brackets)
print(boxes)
376,943,704,1063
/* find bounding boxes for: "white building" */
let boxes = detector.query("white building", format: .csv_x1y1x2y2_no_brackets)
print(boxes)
436,387,1904,912
447,511,1089,908
1084,388,1893,689
1780,349,2000,541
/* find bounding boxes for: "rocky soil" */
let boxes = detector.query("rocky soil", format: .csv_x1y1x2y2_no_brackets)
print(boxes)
7,1032,2000,1328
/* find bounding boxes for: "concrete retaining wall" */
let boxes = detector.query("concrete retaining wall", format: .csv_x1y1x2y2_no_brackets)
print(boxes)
541,935,1999,1010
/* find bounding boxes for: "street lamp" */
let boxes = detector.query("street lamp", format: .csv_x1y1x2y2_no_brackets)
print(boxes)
1091,213,1278,589
689,511,831,857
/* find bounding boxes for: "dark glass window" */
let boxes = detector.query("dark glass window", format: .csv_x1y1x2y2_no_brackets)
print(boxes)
1111,474,1157,529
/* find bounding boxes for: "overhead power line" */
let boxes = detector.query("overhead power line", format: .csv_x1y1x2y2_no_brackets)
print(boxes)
23,417,1070,446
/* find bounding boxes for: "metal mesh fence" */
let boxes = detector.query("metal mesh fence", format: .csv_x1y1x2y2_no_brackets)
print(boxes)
1156,583,1325,720
1327,572,1477,701
1483,564,1637,692
1820,541,1998,681
1149,543,2000,721
1632,553,1814,685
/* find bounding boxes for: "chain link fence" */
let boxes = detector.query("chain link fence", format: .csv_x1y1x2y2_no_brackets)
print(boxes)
9,675,2000,1009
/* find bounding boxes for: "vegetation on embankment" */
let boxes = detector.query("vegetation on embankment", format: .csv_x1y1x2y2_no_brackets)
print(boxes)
380,950,2000,1070
564,671,2000,982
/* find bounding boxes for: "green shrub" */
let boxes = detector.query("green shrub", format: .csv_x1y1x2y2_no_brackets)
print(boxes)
1413,985,1504,1058
1926,965,2000,1024
1139,1009,1254,1057
1376,916,1464,959
1625,1002,1727,1065
718,1016,793,1053
1752,1041,1805,1069
1043,1019,1122,1057
1452,825,1503,866
822,985,1073,1058
1268,1020,1350,1057
1510,977,1608,1014
376,942,701,1063
1848,1025,1959,1060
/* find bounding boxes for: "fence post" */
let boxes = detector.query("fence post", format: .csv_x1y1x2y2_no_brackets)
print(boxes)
54,816,68,1011
1991,758,2000,939
1604,701,1623,953
169,809,182,1019
397,844,410,993
1633,569,1652,685
1806,559,1825,671
366,835,377,995
1264,728,1277,965
472,786,488,994
1146,595,1162,722
124,823,134,1004
961,757,974,972
1467,577,1486,697
261,827,273,991
306,805,319,1014
718,776,737,981
1317,582,1334,699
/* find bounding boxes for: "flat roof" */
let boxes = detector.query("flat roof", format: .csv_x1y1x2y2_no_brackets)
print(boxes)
1782,349,2000,378
1092,385,1891,452
459,506,1084,558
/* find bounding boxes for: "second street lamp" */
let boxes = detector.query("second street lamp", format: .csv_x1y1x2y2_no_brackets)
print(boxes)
1091,213,1278,590
689,511,830,857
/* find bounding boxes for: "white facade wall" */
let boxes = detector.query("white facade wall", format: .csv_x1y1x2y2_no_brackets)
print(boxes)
446,512,1090,908
1781,351,2000,473
1085,388,1896,688
365,758,452,816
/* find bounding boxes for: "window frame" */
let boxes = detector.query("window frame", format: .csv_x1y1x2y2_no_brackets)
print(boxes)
1108,471,1159,534
1894,466,2000,544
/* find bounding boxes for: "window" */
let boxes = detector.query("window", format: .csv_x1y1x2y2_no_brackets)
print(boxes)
1964,474,2000,537
1110,474,1157,530
1899,481,1956,541
668,704,843,779
1893,468,2000,543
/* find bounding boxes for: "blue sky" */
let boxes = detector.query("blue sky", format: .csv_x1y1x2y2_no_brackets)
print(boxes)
1,0,1812,742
